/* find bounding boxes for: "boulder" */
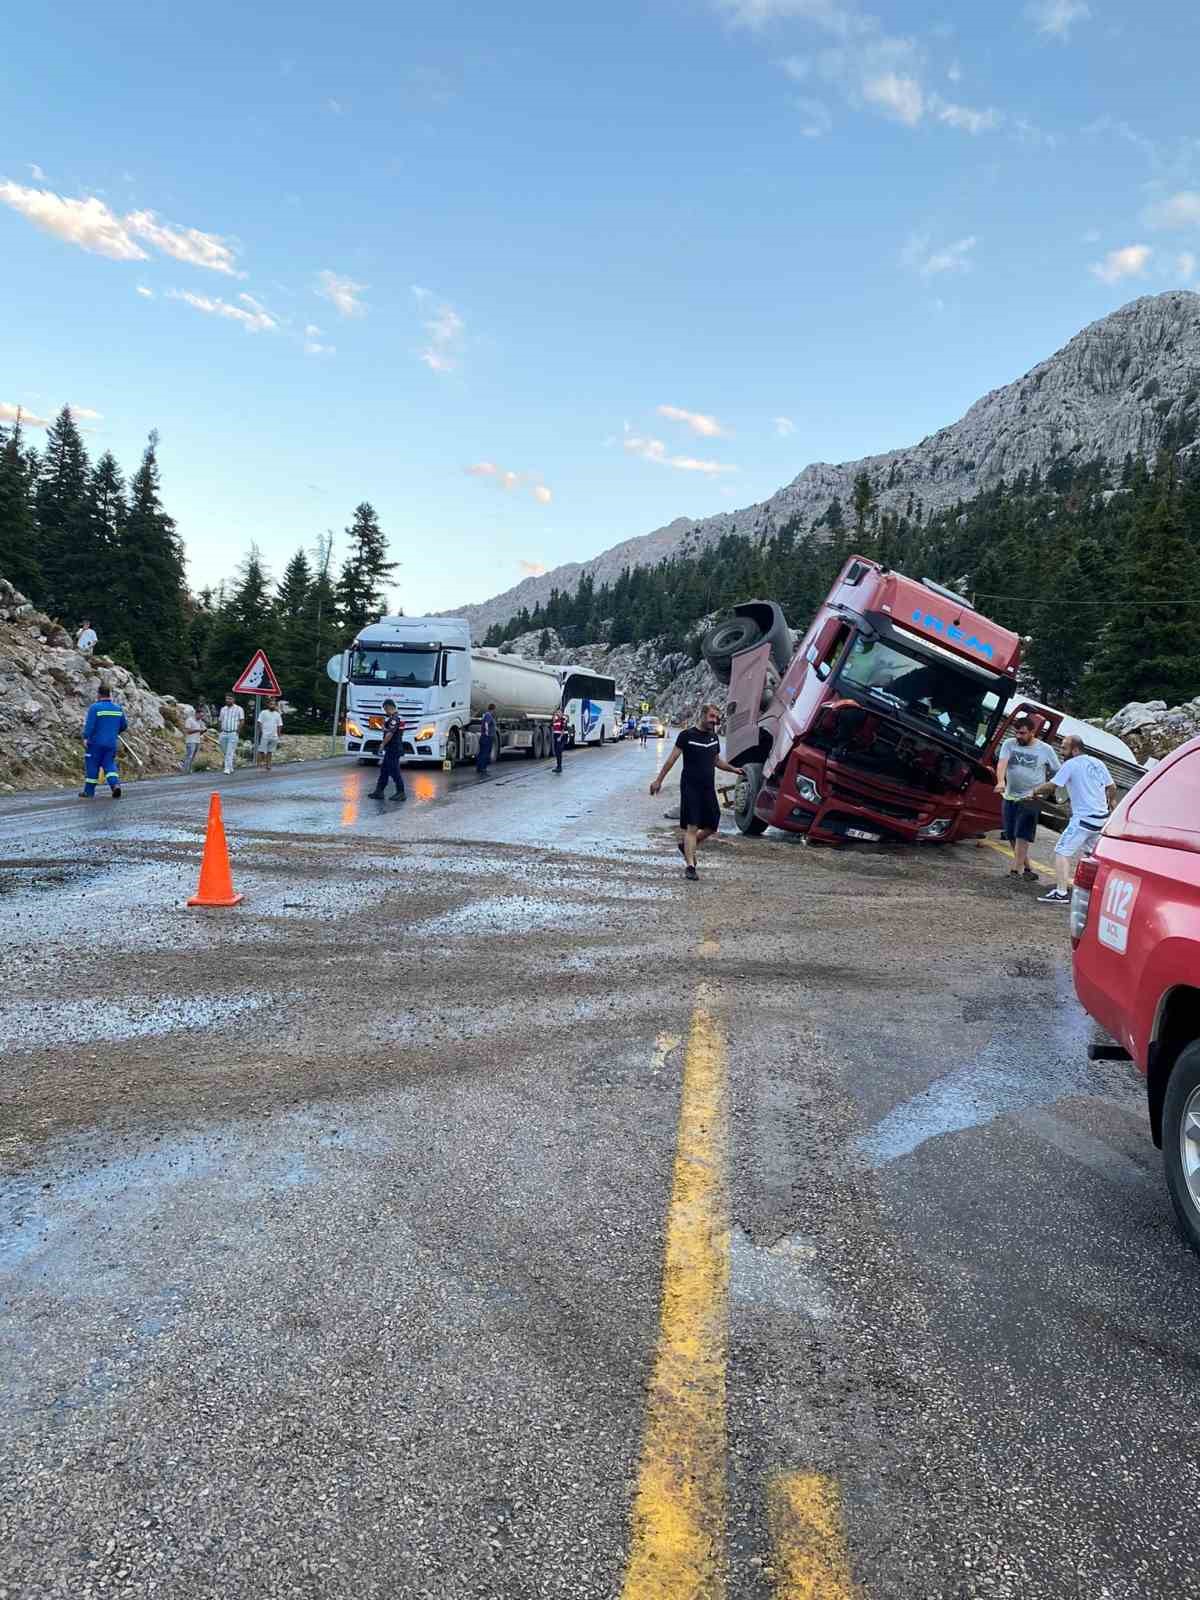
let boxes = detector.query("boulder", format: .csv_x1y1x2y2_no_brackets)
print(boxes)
1105,699,1200,763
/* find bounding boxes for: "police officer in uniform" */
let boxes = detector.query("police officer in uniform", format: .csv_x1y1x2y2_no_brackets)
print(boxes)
476,703,498,778
370,698,407,800
80,682,128,799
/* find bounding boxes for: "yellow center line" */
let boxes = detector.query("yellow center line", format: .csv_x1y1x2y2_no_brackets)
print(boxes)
621,977,730,1599
980,837,1055,878
767,1474,854,1599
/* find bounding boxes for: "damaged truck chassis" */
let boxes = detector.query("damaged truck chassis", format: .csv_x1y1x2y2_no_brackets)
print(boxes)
707,557,1040,847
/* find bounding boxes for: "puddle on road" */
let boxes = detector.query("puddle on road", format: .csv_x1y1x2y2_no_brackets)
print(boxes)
0,992,264,1051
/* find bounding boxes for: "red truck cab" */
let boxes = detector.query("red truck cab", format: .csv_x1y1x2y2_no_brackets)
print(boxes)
1070,734,1200,1252
712,557,1034,845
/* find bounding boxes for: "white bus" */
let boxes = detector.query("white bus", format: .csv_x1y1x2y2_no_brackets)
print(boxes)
559,668,620,746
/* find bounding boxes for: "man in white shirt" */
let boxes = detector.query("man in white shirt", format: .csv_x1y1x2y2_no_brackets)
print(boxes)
218,694,244,774
76,621,98,655
180,706,207,773
256,698,284,773
1031,734,1117,905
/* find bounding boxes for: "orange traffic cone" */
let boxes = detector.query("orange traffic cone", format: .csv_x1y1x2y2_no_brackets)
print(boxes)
187,793,244,907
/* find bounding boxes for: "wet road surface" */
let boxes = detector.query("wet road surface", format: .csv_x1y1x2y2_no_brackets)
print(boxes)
2,743,1197,1598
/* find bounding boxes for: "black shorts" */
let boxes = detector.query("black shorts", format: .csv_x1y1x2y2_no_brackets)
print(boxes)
680,779,720,832
1002,798,1039,843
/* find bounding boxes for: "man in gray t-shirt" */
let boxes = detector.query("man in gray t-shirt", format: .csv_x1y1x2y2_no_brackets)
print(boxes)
995,717,1059,878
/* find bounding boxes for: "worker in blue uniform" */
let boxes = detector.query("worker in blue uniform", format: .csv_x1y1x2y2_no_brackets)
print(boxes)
80,681,128,798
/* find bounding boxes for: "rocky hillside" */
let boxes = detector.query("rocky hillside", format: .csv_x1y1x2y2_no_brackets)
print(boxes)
459,291,1200,634
0,577,187,791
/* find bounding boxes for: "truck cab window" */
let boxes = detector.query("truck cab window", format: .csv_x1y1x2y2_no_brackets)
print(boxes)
814,623,852,681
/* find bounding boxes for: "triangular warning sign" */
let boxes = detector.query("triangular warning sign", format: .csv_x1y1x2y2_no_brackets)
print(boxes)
232,649,282,696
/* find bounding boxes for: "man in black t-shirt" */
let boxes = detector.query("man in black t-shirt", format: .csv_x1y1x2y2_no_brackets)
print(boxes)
650,704,744,880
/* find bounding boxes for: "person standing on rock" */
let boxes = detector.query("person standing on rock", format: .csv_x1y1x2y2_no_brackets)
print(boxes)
649,703,743,882
76,620,97,655
80,682,127,799
180,706,207,773
370,699,407,801
551,705,568,774
217,694,244,774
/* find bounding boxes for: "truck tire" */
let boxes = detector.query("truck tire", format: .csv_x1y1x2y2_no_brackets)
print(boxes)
735,762,768,836
599,725,607,745
527,727,540,760
1162,1039,1200,1255
446,728,462,767
702,614,765,684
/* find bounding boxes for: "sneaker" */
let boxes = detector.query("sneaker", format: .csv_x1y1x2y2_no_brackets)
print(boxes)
391,791,407,802
111,786,121,798
685,865,699,881
1038,888,1069,904
78,790,92,799
1022,867,1038,881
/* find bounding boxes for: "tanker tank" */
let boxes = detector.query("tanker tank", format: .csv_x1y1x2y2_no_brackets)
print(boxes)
470,649,563,721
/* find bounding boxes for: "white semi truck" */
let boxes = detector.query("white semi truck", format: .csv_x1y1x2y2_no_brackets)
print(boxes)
343,616,565,766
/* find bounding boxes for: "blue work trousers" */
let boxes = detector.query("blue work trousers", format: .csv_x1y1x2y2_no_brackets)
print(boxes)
476,735,493,775
83,746,120,795
373,741,405,796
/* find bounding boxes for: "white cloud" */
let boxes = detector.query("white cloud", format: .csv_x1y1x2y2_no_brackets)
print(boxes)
657,404,730,438
0,180,147,260
947,61,962,82
1143,191,1200,230
0,180,241,274
167,288,278,332
774,416,795,437
862,71,924,125
0,401,50,428
465,462,552,503
136,284,154,298
1176,252,1197,284
28,163,46,181
624,434,738,475
305,323,322,337
519,560,548,577
415,289,465,374
304,339,336,355
930,97,998,135
1026,0,1091,40
902,233,977,277
316,269,367,317
326,97,345,115
69,405,102,423
1089,244,1152,285
125,210,239,275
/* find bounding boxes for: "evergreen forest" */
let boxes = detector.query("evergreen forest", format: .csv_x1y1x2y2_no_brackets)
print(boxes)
0,407,396,728
483,449,1200,716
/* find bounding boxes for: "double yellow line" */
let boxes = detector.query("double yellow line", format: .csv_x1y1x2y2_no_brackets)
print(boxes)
620,964,854,1598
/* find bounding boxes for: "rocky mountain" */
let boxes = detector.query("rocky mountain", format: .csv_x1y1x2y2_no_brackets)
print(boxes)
0,577,186,790
457,290,1200,634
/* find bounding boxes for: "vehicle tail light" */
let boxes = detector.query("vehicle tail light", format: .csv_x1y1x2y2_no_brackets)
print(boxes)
1070,853,1099,946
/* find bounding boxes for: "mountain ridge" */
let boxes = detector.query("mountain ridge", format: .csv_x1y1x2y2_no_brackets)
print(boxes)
455,290,1200,633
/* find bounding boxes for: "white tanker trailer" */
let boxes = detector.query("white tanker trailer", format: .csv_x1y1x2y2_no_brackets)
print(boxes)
343,616,568,766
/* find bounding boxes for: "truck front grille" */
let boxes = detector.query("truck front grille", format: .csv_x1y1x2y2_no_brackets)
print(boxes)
830,783,920,822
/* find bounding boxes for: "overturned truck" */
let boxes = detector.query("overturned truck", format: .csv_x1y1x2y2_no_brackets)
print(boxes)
706,557,1037,846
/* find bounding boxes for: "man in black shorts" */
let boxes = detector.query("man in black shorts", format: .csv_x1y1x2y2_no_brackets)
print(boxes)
649,704,744,880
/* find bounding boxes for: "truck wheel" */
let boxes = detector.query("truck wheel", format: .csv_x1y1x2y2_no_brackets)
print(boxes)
702,614,765,684
599,725,607,745
527,727,540,760
1163,1040,1200,1255
735,762,768,836
446,729,461,767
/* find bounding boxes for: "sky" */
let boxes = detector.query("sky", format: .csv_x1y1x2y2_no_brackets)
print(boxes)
4,0,1199,616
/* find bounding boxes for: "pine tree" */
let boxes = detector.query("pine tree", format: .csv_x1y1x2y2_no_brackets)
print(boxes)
1084,455,1200,710
36,406,91,619
203,548,277,703
274,548,315,716
0,418,41,597
118,432,188,688
82,452,126,642
336,503,396,632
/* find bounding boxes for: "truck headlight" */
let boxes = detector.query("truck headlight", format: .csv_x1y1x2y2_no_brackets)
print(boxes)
417,725,437,742
345,720,363,738
917,817,952,839
795,775,822,804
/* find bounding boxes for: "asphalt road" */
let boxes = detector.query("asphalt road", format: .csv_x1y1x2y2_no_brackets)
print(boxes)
2,741,1197,1599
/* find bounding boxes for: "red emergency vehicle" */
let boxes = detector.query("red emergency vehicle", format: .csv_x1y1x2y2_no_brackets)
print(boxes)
1070,735,1200,1252
710,556,1046,845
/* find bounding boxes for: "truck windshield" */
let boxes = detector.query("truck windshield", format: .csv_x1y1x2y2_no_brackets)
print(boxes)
835,636,1003,752
349,647,439,687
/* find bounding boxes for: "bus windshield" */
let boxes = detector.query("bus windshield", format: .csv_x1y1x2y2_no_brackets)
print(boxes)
349,647,439,688
835,636,1004,752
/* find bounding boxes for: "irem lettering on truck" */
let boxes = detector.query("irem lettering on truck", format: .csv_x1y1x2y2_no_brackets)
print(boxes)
910,609,995,661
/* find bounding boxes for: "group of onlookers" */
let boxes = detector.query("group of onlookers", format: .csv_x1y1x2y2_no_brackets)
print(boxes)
995,716,1117,905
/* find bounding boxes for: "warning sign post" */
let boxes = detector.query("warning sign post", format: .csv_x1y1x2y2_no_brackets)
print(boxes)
233,650,282,765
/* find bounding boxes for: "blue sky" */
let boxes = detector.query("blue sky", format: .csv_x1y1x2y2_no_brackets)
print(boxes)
4,0,1199,615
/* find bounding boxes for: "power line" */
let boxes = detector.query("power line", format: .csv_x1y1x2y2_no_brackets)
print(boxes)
972,592,1198,608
